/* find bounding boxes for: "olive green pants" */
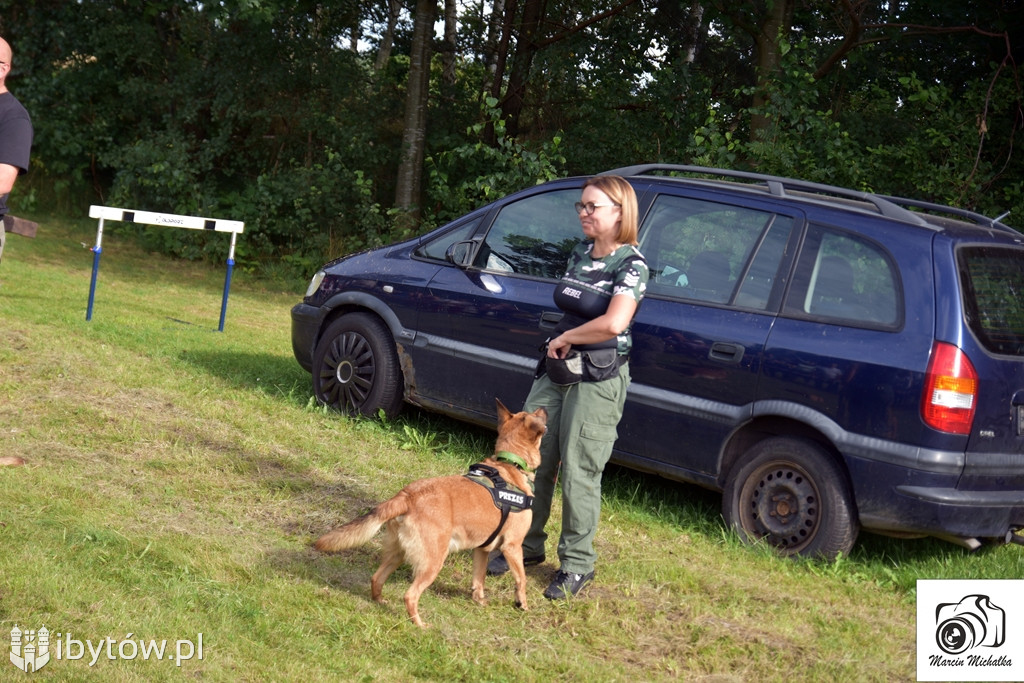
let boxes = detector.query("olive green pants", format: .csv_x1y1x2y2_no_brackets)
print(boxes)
521,363,630,575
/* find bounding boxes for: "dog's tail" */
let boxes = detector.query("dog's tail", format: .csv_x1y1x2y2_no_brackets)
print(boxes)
315,493,410,552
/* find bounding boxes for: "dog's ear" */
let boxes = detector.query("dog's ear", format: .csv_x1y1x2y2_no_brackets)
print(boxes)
495,398,512,426
527,408,548,438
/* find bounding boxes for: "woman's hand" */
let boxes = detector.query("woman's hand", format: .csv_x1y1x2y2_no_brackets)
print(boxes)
548,295,638,357
547,335,572,359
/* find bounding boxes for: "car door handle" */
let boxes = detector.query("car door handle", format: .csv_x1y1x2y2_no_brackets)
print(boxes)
709,341,745,364
539,311,563,330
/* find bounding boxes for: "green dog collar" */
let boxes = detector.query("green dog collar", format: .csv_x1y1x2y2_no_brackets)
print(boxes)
495,450,530,471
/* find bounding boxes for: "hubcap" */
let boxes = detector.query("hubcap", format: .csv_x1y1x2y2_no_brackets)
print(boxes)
335,360,355,384
318,331,374,413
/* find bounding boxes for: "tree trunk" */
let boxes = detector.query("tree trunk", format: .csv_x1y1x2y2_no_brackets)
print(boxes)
374,0,403,73
484,0,518,144
750,0,794,140
656,0,705,65
393,0,437,224
500,0,547,138
442,0,458,86
484,0,508,78
488,0,518,100
683,2,705,64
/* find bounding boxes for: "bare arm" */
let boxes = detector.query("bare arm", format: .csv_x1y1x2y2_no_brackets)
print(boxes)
547,294,638,358
0,163,19,195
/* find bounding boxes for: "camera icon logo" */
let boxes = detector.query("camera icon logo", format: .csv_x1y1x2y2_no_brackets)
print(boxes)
935,594,1005,655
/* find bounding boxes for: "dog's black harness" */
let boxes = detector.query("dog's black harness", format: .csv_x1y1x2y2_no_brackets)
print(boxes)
464,452,534,549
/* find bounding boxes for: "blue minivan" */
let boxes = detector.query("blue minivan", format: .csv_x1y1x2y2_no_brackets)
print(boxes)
292,165,1024,559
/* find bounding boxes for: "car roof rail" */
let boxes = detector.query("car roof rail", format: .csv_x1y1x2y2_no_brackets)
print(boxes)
605,164,1017,232
877,195,1018,235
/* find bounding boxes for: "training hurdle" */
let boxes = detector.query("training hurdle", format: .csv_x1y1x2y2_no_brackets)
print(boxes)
86,205,245,332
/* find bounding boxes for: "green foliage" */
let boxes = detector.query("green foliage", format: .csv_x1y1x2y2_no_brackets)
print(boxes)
689,106,746,170
108,132,211,216
7,0,397,277
856,71,1022,221
221,153,397,276
425,96,566,225
744,72,862,187
682,34,1022,232
3,0,1021,280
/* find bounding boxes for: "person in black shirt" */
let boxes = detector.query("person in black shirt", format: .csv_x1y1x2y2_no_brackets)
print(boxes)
0,36,34,266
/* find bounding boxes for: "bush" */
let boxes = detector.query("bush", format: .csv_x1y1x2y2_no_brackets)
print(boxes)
425,97,566,226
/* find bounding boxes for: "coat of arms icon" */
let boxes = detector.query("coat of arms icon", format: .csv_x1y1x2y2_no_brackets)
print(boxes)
10,625,50,673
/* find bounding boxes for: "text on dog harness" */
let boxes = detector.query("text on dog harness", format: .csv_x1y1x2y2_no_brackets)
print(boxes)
464,462,533,548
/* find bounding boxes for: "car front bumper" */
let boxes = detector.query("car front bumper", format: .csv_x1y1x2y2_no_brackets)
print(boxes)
291,302,325,372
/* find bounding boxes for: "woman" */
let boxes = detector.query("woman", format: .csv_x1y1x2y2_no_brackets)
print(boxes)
489,174,649,599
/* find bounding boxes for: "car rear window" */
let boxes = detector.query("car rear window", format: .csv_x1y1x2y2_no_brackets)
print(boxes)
959,246,1024,356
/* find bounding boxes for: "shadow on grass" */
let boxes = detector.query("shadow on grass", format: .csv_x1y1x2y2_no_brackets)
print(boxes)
229,446,397,602
602,463,724,531
178,349,311,400
177,350,514,602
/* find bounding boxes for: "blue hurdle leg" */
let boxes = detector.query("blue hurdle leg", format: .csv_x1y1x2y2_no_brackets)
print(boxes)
86,246,102,321
218,258,234,332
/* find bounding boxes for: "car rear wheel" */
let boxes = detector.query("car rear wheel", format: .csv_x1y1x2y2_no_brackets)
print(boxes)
722,437,858,560
312,313,403,419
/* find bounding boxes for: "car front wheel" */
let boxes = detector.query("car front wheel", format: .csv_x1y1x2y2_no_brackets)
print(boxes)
312,313,403,419
722,437,858,560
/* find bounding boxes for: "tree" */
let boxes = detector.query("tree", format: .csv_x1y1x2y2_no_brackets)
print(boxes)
373,0,404,73
393,0,437,223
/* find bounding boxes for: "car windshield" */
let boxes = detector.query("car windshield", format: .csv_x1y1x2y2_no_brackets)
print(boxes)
959,245,1024,356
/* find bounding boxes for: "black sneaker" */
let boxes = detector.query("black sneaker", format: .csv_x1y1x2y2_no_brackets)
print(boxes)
486,552,545,576
543,570,594,599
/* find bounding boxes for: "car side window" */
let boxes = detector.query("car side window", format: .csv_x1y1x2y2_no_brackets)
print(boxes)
415,216,483,261
785,226,900,327
474,189,582,278
639,194,793,309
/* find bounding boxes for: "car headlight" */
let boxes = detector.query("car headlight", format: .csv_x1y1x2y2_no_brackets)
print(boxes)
305,270,326,298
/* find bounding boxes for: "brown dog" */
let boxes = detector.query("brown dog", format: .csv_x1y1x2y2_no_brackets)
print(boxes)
315,399,548,627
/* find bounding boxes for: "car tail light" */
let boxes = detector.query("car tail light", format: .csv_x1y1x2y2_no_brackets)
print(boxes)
921,342,978,435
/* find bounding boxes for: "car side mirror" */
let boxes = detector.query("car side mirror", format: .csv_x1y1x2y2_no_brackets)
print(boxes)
446,240,476,267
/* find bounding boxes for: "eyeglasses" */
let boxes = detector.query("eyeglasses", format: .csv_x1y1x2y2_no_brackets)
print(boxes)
574,201,619,215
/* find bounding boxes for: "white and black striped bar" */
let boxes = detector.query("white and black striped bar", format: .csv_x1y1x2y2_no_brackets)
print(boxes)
88,205,244,234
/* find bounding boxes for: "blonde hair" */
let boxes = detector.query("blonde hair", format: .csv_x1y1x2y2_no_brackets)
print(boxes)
583,175,639,245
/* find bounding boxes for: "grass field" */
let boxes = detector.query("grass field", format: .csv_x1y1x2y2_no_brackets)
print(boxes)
2,213,1022,681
